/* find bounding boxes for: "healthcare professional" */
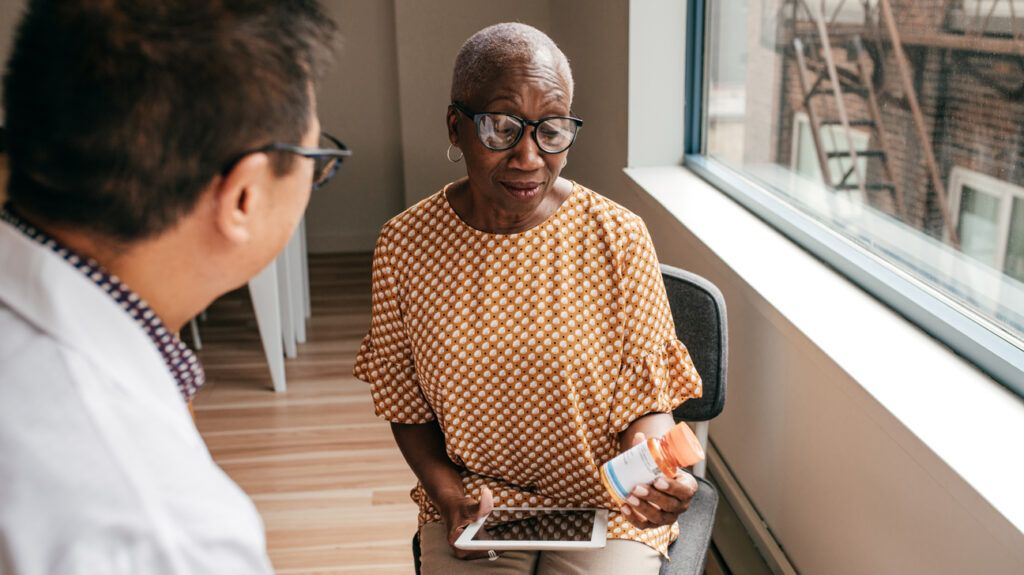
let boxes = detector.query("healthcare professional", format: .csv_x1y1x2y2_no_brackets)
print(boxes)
0,1,343,572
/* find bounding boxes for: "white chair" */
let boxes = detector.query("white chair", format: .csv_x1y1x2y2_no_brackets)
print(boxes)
248,260,287,392
275,236,298,360
283,224,307,347
299,218,312,320
246,217,312,392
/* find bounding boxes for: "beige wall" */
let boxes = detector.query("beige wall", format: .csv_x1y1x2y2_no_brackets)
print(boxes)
627,0,686,168
308,0,406,253
0,0,19,204
549,1,630,205
0,0,22,127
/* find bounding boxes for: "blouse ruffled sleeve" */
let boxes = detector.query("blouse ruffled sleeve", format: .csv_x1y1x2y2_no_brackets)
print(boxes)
609,219,702,434
352,227,436,424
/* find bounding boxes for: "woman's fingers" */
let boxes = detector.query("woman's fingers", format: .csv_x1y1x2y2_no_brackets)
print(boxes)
621,471,700,529
473,485,494,519
629,484,682,515
646,474,698,512
625,493,674,525
448,520,491,560
656,472,699,505
445,487,496,560
620,504,657,529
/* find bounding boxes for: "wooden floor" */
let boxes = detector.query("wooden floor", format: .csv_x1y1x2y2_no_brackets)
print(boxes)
191,252,419,574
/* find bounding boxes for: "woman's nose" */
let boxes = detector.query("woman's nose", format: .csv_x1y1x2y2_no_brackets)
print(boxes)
506,128,546,171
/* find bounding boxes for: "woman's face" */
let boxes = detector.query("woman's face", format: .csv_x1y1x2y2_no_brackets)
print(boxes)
448,58,572,217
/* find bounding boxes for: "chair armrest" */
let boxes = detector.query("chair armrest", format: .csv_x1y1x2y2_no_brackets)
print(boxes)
660,476,719,575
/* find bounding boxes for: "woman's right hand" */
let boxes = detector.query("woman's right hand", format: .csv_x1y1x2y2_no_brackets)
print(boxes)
389,423,495,560
439,485,494,560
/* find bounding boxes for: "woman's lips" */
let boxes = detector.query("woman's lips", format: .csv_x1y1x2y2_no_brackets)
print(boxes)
501,181,544,199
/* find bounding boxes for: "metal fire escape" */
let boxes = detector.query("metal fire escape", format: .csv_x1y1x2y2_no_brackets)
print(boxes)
779,0,1024,247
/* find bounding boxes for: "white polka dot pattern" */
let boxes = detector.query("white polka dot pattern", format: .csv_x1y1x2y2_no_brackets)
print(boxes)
353,183,702,555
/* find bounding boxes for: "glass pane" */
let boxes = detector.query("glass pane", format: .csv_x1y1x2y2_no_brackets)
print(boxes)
705,0,748,169
950,1,1024,35
705,0,1024,346
1006,198,1024,284
958,186,1001,268
793,115,870,185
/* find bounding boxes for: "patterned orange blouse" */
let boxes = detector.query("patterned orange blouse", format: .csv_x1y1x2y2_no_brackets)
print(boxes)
353,182,702,555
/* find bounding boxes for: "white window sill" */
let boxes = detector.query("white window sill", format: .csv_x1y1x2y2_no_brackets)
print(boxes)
624,165,1024,538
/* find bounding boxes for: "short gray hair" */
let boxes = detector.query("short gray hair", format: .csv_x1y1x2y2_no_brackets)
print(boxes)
450,23,573,105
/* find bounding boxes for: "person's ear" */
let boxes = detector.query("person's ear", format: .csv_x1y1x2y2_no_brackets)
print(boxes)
212,152,271,245
446,106,460,146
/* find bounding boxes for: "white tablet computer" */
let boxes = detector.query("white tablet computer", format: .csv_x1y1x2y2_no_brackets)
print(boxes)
454,507,608,551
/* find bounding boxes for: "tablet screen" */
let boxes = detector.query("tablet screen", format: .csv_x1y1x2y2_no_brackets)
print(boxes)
470,509,597,542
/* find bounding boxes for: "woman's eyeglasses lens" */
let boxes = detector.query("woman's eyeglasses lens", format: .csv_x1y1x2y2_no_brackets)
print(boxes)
475,114,577,154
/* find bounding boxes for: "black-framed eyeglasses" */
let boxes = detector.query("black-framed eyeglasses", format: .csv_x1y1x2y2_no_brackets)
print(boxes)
222,132,352,190
451,102,583,154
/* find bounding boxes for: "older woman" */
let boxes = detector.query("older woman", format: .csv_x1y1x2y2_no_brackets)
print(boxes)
354,23,702,574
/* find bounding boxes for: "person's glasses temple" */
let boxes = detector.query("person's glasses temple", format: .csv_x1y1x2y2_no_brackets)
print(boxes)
320,132,352,156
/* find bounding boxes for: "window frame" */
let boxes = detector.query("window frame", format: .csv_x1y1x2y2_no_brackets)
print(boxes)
947,166,1024,275
682,0,1024,397
948,0,1024,36
790,111,871,185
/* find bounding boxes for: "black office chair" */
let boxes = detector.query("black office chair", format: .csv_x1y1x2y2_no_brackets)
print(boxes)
411,266,728,574
658,264,728,575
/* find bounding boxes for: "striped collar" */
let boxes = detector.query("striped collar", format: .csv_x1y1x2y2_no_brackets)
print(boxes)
0,204,205,403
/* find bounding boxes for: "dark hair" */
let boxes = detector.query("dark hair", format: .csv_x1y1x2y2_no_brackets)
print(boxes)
3,0,337,242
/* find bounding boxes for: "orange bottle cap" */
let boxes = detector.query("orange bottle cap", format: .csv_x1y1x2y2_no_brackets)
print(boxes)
665,422,706,468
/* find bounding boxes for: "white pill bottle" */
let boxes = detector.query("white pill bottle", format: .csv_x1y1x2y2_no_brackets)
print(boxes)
600,421,705,505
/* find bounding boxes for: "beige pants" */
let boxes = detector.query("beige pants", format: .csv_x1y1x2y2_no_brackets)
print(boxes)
419,522,663,575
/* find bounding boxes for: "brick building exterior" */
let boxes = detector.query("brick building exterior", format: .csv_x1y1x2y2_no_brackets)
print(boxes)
772,0,1024,241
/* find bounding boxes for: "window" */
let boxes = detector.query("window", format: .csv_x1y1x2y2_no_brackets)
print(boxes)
948,1,1024,36
791,112,870,186
687,0,1024,394
950,167,1024,283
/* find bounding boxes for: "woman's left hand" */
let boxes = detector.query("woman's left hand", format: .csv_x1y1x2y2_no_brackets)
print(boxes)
619,432,699,529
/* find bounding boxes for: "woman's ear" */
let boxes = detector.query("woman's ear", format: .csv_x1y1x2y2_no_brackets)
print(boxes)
446,106,460,146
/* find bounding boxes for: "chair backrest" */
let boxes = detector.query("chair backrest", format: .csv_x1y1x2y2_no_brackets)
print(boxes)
660,264,727,422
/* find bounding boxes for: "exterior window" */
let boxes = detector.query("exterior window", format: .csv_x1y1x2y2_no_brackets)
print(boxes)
1007,198,1024,283
694,0,1024,391
791,112,869,185
949,167,1024,283
948,1,1024,36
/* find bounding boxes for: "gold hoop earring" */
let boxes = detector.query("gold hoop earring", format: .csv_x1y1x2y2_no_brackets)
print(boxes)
446,144,463,163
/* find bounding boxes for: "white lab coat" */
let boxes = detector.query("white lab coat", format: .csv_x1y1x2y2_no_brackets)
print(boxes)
0,220,273,574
